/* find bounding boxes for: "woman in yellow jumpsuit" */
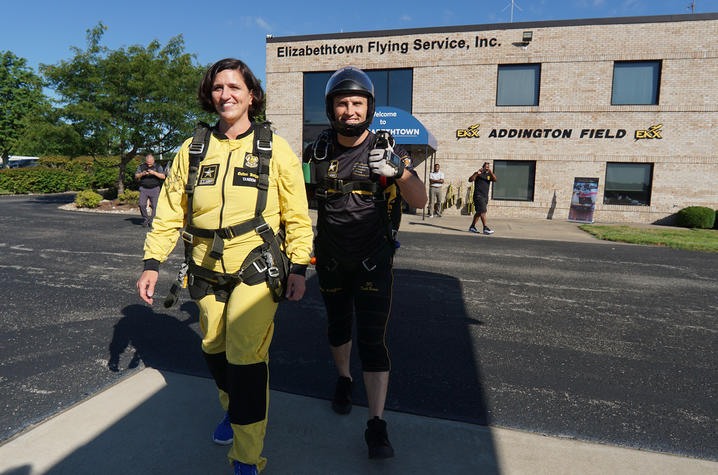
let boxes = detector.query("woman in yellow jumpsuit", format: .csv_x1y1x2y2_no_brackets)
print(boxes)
137,58,313,475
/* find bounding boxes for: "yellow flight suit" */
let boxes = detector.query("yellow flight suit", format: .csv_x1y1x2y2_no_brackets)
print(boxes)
143,124,313,471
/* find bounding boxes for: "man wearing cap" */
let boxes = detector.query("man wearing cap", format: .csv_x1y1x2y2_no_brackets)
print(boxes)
304,66,427,458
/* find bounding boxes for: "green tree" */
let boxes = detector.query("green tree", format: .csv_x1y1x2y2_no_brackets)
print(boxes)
42,23,211,192
0,51,48,167
13,110,86,157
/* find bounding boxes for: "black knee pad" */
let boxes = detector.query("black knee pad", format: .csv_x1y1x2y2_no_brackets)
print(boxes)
227,362,268,425
203,351,228,393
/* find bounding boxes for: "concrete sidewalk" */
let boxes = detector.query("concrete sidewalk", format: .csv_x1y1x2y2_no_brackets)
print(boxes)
1,368,716,475
313,208,650,243
400,212,606,242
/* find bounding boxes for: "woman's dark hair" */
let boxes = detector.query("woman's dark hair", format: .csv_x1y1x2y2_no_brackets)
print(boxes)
197,58,266,117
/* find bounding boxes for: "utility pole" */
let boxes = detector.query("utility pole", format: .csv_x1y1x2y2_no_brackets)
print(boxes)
687,1,695,13
503,0,523,23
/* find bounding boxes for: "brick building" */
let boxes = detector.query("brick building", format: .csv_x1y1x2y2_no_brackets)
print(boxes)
265,13,718,223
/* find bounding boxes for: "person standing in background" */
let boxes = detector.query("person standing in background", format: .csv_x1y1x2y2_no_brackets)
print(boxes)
469,162,497,234
134,153,165,229
428,163,444,217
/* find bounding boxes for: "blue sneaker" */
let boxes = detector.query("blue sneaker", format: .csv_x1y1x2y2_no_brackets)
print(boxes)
233,461,258,475
213,412,233,445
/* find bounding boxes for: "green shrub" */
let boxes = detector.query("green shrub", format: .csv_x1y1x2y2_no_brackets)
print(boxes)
675,206,716,229
0,155,141,194
118,189,140,206
0,167,89,193
74,190,103,208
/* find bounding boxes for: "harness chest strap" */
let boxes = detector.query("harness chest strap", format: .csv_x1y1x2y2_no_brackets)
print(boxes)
181,122,276,260
309,130,396,242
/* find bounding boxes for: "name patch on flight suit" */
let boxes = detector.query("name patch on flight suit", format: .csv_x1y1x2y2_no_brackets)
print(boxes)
352,162,370,178
197,164,219,186
233,167,259,187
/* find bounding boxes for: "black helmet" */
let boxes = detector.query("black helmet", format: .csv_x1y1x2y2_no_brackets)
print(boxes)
325,66,375,137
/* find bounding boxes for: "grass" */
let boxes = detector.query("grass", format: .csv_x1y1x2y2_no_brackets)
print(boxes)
579,224,718,253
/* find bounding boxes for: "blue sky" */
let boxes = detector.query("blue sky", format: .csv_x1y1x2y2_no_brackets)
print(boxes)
1,0,713,85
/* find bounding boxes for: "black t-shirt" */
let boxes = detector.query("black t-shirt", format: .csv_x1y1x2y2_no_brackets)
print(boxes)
137,163,164,188
315,131,407,258
474,171,492,199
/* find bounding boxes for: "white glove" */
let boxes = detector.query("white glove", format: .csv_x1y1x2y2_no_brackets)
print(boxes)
369,148,404,179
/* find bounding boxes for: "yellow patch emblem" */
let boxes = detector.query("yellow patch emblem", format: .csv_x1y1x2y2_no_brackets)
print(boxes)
327,160,339,178
244,153,259,168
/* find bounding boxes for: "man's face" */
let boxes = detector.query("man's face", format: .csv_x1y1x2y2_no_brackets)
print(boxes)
146,155,155,167
333,94,368,126
434,164,440,172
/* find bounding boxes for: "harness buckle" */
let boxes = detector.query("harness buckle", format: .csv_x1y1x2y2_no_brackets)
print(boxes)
181,231,194,244
256,140,272,152
262,251,280,278
255,222,271,235
362,257,376,272
188,143,205,155
253,259,268,274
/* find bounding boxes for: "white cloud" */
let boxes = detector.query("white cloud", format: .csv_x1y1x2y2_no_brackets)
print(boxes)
237,16,273,31
255,17,272,31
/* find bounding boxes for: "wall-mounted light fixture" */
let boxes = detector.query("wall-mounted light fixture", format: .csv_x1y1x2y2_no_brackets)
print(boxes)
522,31,533,43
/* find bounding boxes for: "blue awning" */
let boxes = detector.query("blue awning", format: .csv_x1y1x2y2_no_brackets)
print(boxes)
369,107,437,152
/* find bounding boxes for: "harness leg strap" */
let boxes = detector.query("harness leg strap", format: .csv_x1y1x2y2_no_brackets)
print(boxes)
209,234,225,260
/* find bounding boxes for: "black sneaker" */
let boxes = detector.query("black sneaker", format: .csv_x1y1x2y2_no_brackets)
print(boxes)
365,417,394,459
331,376,353,414
469,226,480,233
483,227,495,235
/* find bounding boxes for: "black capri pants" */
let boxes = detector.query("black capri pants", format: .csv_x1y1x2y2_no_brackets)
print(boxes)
316,246,394,372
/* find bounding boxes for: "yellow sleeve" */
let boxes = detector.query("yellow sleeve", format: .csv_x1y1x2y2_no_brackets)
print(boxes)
273,135,313,266
142,138,191,263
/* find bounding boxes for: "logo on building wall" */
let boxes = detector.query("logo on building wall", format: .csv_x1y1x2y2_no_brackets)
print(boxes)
456,124,480,139
634,124,663,140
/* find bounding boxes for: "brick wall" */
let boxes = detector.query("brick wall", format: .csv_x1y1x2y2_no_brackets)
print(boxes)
266,16,718,223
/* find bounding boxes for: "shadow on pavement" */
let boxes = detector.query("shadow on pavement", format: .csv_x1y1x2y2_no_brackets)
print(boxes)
123,216,145,226
272,268,498,465
17,270,498,474
405,220,467,233
108,302,206,376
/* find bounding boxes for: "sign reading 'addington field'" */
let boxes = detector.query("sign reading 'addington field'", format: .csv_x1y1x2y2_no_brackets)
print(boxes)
276,36,500,58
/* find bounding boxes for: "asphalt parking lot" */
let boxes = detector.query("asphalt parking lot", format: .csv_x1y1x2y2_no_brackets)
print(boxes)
1,193,716,468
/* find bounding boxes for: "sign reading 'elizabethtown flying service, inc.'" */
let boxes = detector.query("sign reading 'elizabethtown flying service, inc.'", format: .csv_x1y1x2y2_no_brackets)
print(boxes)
276,36,501,57
455,124,664,140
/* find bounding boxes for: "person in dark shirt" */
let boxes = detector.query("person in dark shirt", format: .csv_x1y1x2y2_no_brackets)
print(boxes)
304,66,426,459
134,153,165,228
468,162,497,234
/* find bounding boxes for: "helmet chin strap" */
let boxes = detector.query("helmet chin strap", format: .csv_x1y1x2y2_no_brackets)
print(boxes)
333,120,370,137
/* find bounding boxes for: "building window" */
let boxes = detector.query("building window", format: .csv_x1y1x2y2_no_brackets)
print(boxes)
603,162,653,206
611,61,661,105
303,69,412,149
496,64,540,106
491,160,535,201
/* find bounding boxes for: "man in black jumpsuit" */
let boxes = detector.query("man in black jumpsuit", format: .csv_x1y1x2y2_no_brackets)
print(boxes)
305,66,427,459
